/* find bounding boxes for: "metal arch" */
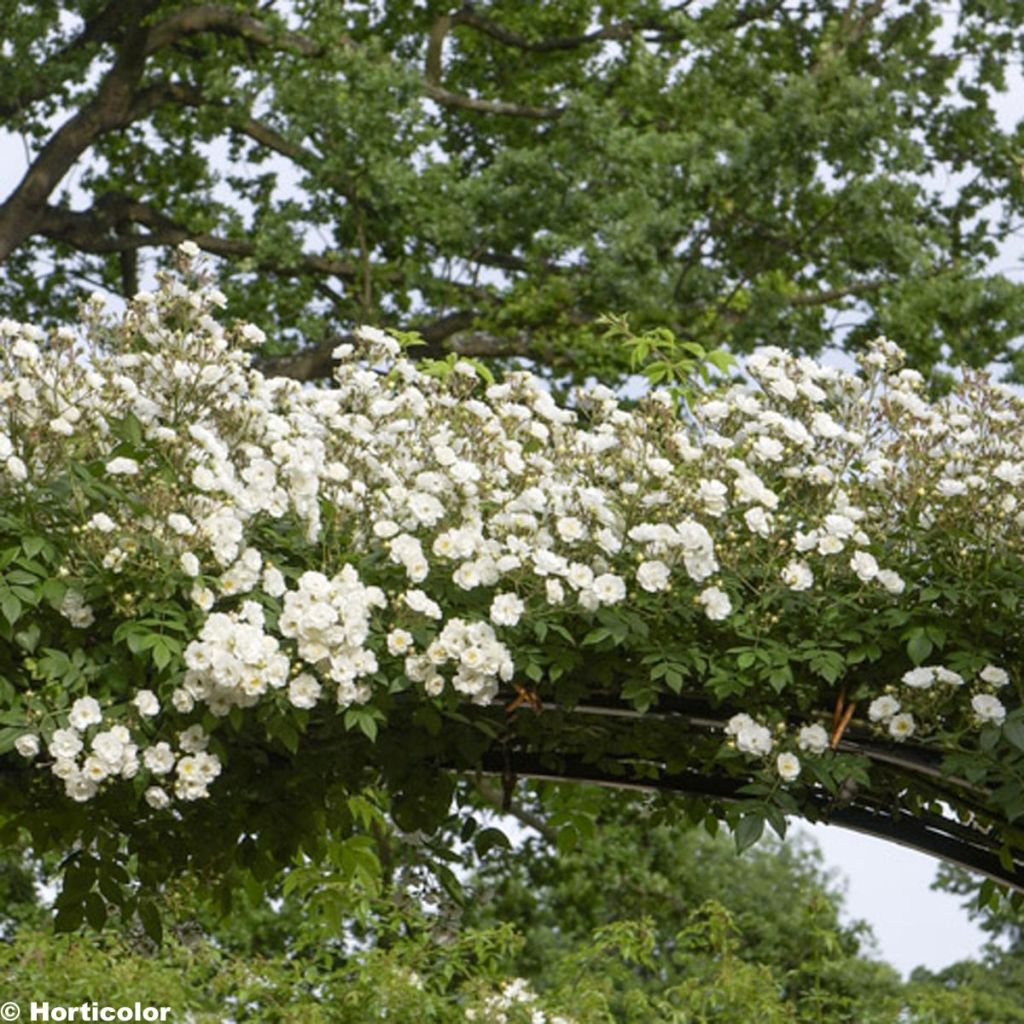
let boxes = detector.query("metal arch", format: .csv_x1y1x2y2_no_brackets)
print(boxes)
476,747,1024,891
462,695,1024,892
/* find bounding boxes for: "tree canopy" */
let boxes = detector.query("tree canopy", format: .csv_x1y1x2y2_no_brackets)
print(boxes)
2,0,1024,383
6,798,1024,1022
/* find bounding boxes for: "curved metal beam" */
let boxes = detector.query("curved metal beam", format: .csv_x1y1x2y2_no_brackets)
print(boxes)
477,747,1024,892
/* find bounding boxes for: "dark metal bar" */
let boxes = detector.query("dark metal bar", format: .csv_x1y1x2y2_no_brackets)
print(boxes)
477,748,1024,892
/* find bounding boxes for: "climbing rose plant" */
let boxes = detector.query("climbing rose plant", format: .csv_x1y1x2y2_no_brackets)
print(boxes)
2,246,1024,921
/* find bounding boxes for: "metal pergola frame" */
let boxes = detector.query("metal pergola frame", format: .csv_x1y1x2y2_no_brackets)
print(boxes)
464,695,1024,891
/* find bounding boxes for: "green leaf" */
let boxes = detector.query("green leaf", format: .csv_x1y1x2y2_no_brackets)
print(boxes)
84,892,108,930
734,813,765,853
906,632,933,665
1003,719,1024,753
21,536,46,558
138,900,163,945
555,825,578,855
0,592,20,625
151,639,171,670
473,827,511,856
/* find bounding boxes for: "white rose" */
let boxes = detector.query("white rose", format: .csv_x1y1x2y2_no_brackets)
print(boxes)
797,723,829,755
133,690,160,717
698,586,731,621
776,752,801,782
68,696,103,731
850,551,878,582
145,786,171,810
888,713,916,741
14,734,39,759
105,456,139,476
490,593,525,627
636,560,671,593
868,695,900,722
902,667,935,689
980,665,1009,688
782,561,813,592
876,570,905,595
972,693,1006,726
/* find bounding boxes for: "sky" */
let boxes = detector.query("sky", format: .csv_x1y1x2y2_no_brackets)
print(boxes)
803,824,989,977
0,4,1016,982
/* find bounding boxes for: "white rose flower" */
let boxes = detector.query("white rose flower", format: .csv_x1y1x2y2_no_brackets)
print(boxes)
86,512,117,533
387,629,414,656
850,551,878,582
143,742,176,776
68,696,103,731
14,734,39,759
636,560,671,593
888,713,916,741
698,585,731,621
171,687,195,713
66,774,98,803
556,516,585,543
972,693,1006,726
133,690,160,717
49,728,84,760
178,724,209,753
876,569,905,595
490,592,525,627
782,561,813,591
593,573,626,605
744,506,773,538
797,723,829,755
868,695,900,722
144,786,171,810
776,752,801,781
288,673,322,710
105,456,139,476
902,667,935,689
980,665,1010,687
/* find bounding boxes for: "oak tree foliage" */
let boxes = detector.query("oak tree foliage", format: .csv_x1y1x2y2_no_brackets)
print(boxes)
2,0,1024,382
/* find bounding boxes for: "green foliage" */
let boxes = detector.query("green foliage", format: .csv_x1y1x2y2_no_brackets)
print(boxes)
3,2,1024,381
1,816,1019,1023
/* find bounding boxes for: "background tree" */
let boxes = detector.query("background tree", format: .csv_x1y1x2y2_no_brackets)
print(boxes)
3,0,1024,384
4,800,1023,1022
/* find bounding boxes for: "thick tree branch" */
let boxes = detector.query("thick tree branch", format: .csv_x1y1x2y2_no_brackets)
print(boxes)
144,4,322,57
0,7,152,261
34,197,361,280
255,310,531,381
424,11,564,119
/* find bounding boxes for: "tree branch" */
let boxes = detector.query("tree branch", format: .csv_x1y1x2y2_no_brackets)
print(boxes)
422,82,563,120
255,310,511,381
0,6,152,261
424,10,564,119
144,4,322,57
34,196,361,280
450,9,636,53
